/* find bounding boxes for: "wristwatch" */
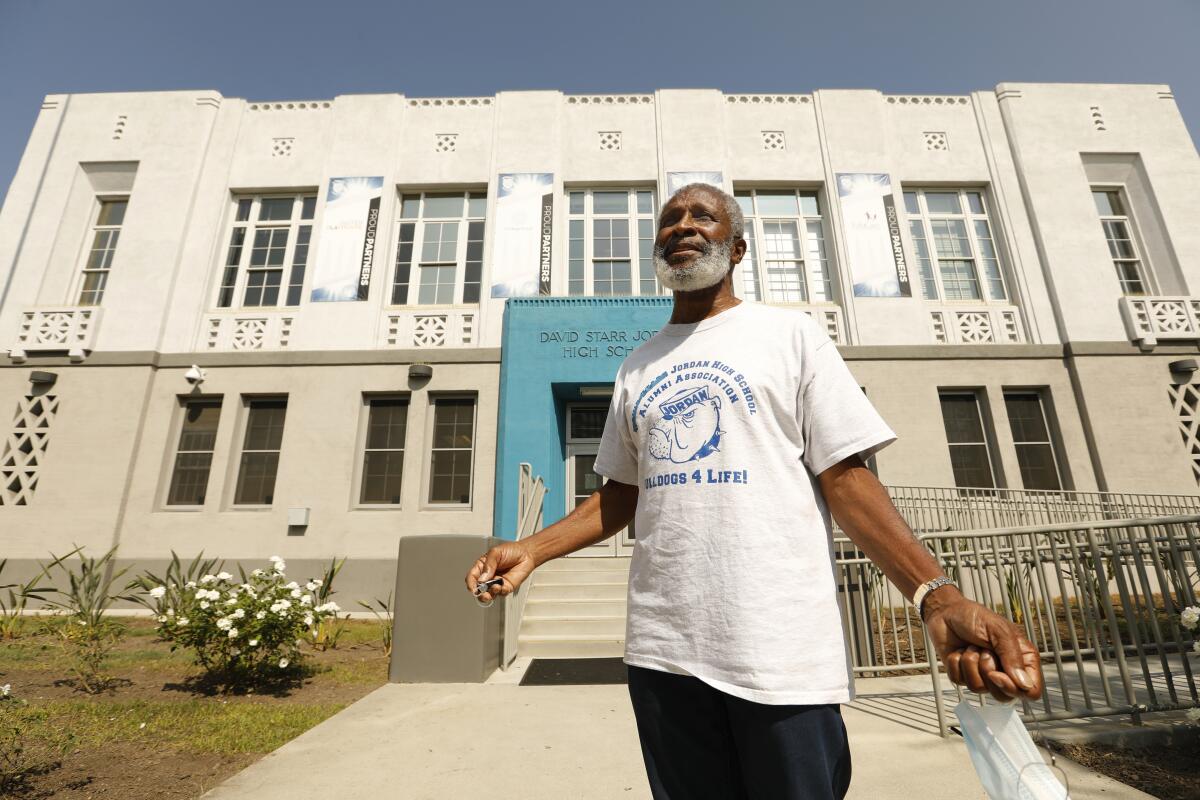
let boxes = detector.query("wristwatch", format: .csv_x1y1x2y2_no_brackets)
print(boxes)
912,576,955,620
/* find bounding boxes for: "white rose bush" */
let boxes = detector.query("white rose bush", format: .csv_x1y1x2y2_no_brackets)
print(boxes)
129,553,342,688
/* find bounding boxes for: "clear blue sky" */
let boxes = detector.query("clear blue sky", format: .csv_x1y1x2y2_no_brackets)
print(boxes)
1,0,1197,205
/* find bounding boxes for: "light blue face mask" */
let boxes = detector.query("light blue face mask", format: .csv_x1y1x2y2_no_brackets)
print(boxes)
955,700,1070,800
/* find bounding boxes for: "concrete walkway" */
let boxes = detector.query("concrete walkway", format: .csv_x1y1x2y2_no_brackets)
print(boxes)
202,661,1154,799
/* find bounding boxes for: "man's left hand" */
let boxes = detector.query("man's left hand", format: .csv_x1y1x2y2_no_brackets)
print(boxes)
922,587,1044,703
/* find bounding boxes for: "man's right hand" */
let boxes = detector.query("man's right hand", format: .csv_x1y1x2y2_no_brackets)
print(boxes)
464,541,538,604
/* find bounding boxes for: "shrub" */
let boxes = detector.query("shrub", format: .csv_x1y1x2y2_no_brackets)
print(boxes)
0,550,77,640
357,592,394,657
0,684,75,793
42,547,129,693
132,555,341,689
307,557,348,651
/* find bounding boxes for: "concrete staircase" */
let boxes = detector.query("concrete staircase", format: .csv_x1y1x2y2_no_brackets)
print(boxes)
517,556,630,658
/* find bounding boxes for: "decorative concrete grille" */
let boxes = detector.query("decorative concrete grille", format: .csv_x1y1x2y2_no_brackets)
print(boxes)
0,394,59,506
232,318,267,349
1090,106,1106,131
1118,296,1200,349
248,102,331,110
1169,382,1200,484
413,315,448,347
461,314,474,345
271,138,294,157
956,311,995,343
566,95,652,105
885,96,970,106
408,97,492,107
598,131,621,151
112,115,127,141
726,95,810,104
12,308,100,362
924,131,948,151
761,130,786,151
931,311,948,343
204,315,293,351
435,133,458,153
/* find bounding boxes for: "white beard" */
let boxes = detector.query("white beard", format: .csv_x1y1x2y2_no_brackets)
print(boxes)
653,239,733,292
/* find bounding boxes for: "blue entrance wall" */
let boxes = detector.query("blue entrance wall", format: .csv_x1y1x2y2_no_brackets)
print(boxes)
493,297,673,539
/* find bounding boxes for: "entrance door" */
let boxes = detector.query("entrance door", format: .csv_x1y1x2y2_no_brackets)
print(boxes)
566,405,635,557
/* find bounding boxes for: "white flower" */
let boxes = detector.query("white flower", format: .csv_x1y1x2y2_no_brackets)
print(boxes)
274,560,286,573
185,580,197,589
230,648,240,656
269,555,282,563
312,578,323,587
216,571,233,582
157,615,168,623
303,615,313,627
149,586,166,599
224,597,239,606
251,568,264,577
300,595,313,606
305,581,317,592
166,609,174,617
1181,606,1200,631
200,574,216,585
0,684,10,697
232,608,245,619
290,589,302,599
284,581,300,590
227,628,238,639
177,617,189,626
316,601,341,614
1187,707,1200,724
216,617,232,630
200,601,210,609
278,658,289,668
139,722,146,729
256,610,267,620
248,638,259,647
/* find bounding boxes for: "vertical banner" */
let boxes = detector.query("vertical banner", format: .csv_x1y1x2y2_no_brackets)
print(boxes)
836,173,911,298
310,176,384,302
491,173,553,298
666,171,724,195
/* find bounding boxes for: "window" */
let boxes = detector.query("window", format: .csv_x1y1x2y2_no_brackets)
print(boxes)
1004,391,1064,491
734,189,831,304
939,391,997,490
428,398,475,504
360,397,409,505
392,191,486,305
217,194,316,308
166,398,222,506
567,188,659,296
233,398,287,505
78,199,128,306
904,189,1006,302
1092,189,1147,295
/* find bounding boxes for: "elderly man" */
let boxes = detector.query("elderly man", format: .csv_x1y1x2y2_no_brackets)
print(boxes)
466,183,1043,799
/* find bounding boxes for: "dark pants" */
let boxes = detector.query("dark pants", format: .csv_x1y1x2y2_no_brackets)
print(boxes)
626,664,852,800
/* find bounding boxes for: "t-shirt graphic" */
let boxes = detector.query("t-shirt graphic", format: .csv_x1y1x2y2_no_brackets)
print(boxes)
594,300,897,706
648,386,723,463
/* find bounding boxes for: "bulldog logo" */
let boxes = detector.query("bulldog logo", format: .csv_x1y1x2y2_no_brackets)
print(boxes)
648,385,724,464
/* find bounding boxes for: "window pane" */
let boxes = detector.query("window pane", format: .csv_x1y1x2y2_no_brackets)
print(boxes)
735,191,754,217
798,192,820,216
925,192,961,215
949,444,995,489
966,192,985,214
97,200,127,226
401,195,421,219
1092,190,1123,217
300,196,317,220
430,450,472,503
433,399,475,448
756,190,798,216
243,400,287,451
167,453,215,506
467,193,487,218
361,451,404,504
903,192,920,215
593,191,628,215
424,194,464,218
177,400,222,452
940,394,985,444
569,192,585,214
235,198,253,222
166,399,222,506
1015,444,1061,491
570,407,607,439
235,452,280,504
636,190,654,214
259,198,294,221
1004,393,1051,442
366,398,409,450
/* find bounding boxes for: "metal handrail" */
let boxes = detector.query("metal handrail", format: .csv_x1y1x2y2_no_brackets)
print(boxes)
502,463,545,669
836,513,1200,736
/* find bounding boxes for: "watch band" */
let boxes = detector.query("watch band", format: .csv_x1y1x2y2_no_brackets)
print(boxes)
912,576,954,619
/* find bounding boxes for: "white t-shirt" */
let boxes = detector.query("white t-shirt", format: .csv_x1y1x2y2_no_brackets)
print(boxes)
594,300,897,705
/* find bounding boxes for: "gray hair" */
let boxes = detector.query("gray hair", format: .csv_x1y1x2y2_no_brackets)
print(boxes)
661,183,745,241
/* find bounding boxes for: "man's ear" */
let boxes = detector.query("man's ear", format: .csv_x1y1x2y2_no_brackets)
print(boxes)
729,236,748,266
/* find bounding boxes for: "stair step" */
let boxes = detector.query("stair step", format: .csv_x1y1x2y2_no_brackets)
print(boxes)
521,614,626,637
527,582,627,600
518,635,626,659
525,599,627,616
539,558,632,572
533,570,631,585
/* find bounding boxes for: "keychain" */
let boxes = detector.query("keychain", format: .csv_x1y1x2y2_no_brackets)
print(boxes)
473,577,504,607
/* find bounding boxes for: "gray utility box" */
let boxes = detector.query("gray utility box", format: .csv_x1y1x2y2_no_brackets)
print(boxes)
390,534,505,683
